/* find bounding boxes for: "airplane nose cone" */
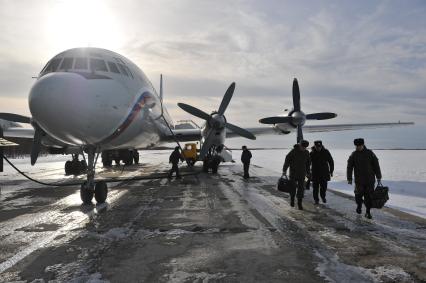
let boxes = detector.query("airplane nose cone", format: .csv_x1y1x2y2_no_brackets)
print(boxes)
29,72,129,145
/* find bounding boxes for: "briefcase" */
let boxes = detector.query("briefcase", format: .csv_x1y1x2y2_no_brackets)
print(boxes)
371,181,389,209
277,175,296,194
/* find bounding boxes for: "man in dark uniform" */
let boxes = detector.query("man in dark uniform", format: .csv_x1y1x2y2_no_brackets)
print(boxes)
283,140,311,210
310,140,334,204
241,145,252,179
169,146,184,179
347,138,382,219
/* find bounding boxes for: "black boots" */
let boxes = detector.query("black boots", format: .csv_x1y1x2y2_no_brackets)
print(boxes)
356,205,362,214
290,198,295,207
297,199,303,210
365,209,372,219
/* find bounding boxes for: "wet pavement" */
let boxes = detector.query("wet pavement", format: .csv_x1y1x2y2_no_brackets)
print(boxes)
0,156,426,282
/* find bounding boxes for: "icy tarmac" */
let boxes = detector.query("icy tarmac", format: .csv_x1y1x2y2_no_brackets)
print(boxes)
1,153,426,282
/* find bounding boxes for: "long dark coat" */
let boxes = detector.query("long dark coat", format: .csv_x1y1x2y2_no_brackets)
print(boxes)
283,145,311,180
347,147,382,185
310,147,334,182
241,149,252,164
169,149,183,165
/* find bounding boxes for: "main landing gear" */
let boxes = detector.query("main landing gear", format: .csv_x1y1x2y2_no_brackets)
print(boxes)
101,149,139,167
65,154,87,175
202,146,223,174
80,148,108,204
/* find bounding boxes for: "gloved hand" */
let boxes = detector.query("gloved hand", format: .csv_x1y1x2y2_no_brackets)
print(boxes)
330,172,333,177
347,179,352,185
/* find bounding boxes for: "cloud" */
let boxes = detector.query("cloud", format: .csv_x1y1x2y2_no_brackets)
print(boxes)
0,0,425,126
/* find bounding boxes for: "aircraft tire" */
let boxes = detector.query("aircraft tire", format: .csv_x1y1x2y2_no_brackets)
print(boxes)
203,160,209,172
95,181,108,203
80,182,94,204
65,161,72,175
80,160,87,173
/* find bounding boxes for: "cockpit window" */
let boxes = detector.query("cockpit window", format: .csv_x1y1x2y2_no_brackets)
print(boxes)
59,57,74,70
117,63,129,77
90,58,108,72
42,58,62,74
124,65,134,78
74,57,88,69
107,62,120,73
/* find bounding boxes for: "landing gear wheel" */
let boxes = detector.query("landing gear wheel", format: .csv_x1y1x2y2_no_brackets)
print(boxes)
80,160,87,172
212,164,218,174
203,160,209,172
133,150,139,164
65,161,72,175
80,181,94,204
187,159,196,167
114,159,120,166
95,181,108,203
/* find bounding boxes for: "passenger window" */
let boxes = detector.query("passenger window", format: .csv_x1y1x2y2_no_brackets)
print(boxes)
74,57,88,69
117,63,129,77
59,57,73,70
107,62,120,73
90,58,108,72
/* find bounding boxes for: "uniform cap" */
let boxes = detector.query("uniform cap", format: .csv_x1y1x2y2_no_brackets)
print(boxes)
354,138,364,146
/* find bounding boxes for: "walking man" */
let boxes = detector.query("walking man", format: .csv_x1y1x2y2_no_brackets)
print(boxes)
283,140,311,210
169,146,184,179
347,138,382,219
241,145,252,179
310,140,334,204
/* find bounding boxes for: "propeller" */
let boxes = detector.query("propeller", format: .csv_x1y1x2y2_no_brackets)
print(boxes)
259,78,337,144
0,113,31,124
306,112,337,120
178,82,255,159
31,124,43,165
0,112,45,165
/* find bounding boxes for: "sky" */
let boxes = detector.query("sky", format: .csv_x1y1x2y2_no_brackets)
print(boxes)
0,0,425,134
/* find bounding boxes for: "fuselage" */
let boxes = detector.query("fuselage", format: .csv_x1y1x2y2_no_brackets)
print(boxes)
29,48,173,151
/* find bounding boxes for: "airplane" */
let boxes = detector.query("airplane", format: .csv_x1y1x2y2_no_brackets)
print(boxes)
257,78,414,143
0,47,255,204
0,48,413,205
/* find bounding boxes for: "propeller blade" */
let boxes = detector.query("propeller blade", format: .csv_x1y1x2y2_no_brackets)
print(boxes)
0,113,31,123
292,78,301,111
218,82,235,115
177,103,211,121
259,116,293,124
31,127,43,165
199,129,215,159
297,124,304,143
225,123,256,140
306,112,337,120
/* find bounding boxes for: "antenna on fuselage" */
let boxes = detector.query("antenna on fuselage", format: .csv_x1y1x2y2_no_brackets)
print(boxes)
160,74,163,102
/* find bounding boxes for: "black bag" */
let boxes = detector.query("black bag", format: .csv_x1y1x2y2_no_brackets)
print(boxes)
371,181,389,209
277,175,296,194
305,177,311,191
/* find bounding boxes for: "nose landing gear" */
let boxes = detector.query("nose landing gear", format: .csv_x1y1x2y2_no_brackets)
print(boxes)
80,148,108,204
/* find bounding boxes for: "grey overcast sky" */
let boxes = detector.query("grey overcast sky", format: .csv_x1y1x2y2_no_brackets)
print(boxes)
0,0,425,127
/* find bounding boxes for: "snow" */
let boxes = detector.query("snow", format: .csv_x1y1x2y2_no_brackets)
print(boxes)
2,148,426,219
235,148,426,219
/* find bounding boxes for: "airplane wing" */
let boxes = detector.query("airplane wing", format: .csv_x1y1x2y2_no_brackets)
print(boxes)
227,122,414,138
302,122,414,133
3,127,35,139
162,128,202,143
